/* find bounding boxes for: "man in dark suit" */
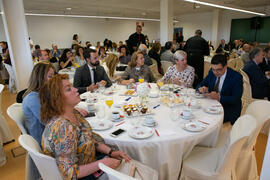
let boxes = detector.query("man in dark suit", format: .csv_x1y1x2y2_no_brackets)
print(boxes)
197,54,243,125
243,48,270,100
259,47,270,74
73,49,112,94
183,29,209,87
217,39,230,51
127,25,146,55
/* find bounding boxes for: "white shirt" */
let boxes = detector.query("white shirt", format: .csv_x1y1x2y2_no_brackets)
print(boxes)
215,69,227,93
87,64,96,84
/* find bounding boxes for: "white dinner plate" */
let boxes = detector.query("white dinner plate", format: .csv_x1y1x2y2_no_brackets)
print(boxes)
183,122,206,132
88,120,113,131
111,117,125,122
128,127,154,139
204,106,223,114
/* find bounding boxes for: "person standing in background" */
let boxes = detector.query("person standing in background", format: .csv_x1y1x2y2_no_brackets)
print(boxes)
127,25,146,55
183,29,209,87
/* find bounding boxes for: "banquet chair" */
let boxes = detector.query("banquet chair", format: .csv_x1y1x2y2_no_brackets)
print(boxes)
18,134,63,180
3,63,17,93
0,84,14,144
149,63,162,81
180,114,257,180
245,100,270,135
239,69,260,115
99,163,137,180
233,57,244,72
161,61,172,73
227,59,236,69
151,58,157,66
7,103,27,134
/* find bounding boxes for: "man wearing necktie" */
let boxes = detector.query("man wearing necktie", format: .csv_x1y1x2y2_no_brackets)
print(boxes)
73,49,112,94
197,54,243,125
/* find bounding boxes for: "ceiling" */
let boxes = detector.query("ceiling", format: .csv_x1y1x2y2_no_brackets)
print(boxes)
23,0,270,19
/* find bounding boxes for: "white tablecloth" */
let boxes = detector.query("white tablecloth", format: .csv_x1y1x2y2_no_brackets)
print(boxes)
79,84,223,180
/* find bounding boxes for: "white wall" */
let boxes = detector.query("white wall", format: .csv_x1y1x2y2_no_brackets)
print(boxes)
174,12,213,42
25,16,160,49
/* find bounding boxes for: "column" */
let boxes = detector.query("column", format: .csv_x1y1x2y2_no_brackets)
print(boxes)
1,0,33,91
160,0,173,46
211,9,221,49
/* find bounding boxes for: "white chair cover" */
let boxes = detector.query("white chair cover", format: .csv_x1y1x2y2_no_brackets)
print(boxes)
149,63,162,81
18,134,63,180
180,115,257,180
3,63,16,93
0,127,6,166
7,103,27,134
0,84,14,143
245,100,270,135
99,160,158,180
161,61,173,74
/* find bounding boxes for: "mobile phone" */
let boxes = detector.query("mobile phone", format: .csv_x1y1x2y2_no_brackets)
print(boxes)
85,112,95,118
110,129,126,138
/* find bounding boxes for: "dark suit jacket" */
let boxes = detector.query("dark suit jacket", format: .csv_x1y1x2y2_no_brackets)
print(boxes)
218,44,230,51
197,68,243,124
183,36,209,56
73,64,112,94
259,57,270,74
243,60,270,99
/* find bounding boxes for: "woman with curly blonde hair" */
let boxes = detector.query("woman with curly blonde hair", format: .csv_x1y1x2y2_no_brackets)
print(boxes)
40,74,130,180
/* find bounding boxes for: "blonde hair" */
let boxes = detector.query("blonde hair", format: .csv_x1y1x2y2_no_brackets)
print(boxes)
23,62,54,98
39,74,69,124
105,54,119,78
128,51,144,68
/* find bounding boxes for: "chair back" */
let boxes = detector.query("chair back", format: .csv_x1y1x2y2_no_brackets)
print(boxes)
18,134,62,180
3,63,17,93
239,69,253,114
234,57,244,72
217,115,257,174
0,84,4,114
246,100,270,135
99,163,137,180
227,59,236,69
149,63,162,81
151,58,157,66
161,61,172,73
7,103,27,134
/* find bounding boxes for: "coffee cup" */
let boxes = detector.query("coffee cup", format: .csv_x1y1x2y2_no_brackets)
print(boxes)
183,109,191,117
87,103,95,112
112,111,120,120
145,116,155,125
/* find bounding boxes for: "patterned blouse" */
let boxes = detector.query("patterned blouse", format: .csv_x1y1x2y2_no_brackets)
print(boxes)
42,111,104,180
161,65,195,88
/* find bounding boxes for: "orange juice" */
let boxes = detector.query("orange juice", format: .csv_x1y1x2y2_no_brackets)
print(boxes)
157,81,164,87
105,100,113,108
138,78,144,83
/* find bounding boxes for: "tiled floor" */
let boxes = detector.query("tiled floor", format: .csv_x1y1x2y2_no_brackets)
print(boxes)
0,85,268,179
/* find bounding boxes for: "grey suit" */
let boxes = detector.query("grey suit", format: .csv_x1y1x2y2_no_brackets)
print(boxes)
73,64,112,94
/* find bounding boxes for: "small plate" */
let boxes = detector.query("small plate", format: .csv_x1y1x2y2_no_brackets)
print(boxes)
142,121,158,127
128,127,154,139
183,122,206,132
193,93,205,99
88,121,113,131
204,106,223,114
180,113,195,120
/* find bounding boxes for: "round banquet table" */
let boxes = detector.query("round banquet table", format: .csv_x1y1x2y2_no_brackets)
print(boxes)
78,84,224,180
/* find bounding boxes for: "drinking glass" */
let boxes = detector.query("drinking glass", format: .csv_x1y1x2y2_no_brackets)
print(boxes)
105,99,114,108
96,103,105,120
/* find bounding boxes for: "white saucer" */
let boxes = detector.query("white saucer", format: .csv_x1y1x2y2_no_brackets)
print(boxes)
88,121,113,131
111,117,125,122
142,121,158,127
204,106,222,114
182,122,206,132
180,113,195,120
128,127,154,139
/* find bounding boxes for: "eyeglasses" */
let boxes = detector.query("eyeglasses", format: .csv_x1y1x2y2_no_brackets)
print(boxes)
212,67,224,72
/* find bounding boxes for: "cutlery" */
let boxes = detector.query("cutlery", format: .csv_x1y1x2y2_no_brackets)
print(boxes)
115,121,125,126
198,120,209,125
153,104,160,109
125,97,131,101
155,129,160,137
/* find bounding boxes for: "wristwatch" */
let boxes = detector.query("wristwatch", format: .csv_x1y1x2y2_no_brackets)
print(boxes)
108,149,114,157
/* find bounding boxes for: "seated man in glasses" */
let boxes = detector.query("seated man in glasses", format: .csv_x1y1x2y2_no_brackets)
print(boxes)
197,54,243,125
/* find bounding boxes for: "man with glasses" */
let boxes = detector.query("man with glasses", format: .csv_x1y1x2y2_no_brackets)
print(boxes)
197,54,243,125
73,49,112,94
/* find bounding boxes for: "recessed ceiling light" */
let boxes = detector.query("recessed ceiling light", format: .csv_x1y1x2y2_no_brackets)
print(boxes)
184,0,266,16
66,8,72,11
